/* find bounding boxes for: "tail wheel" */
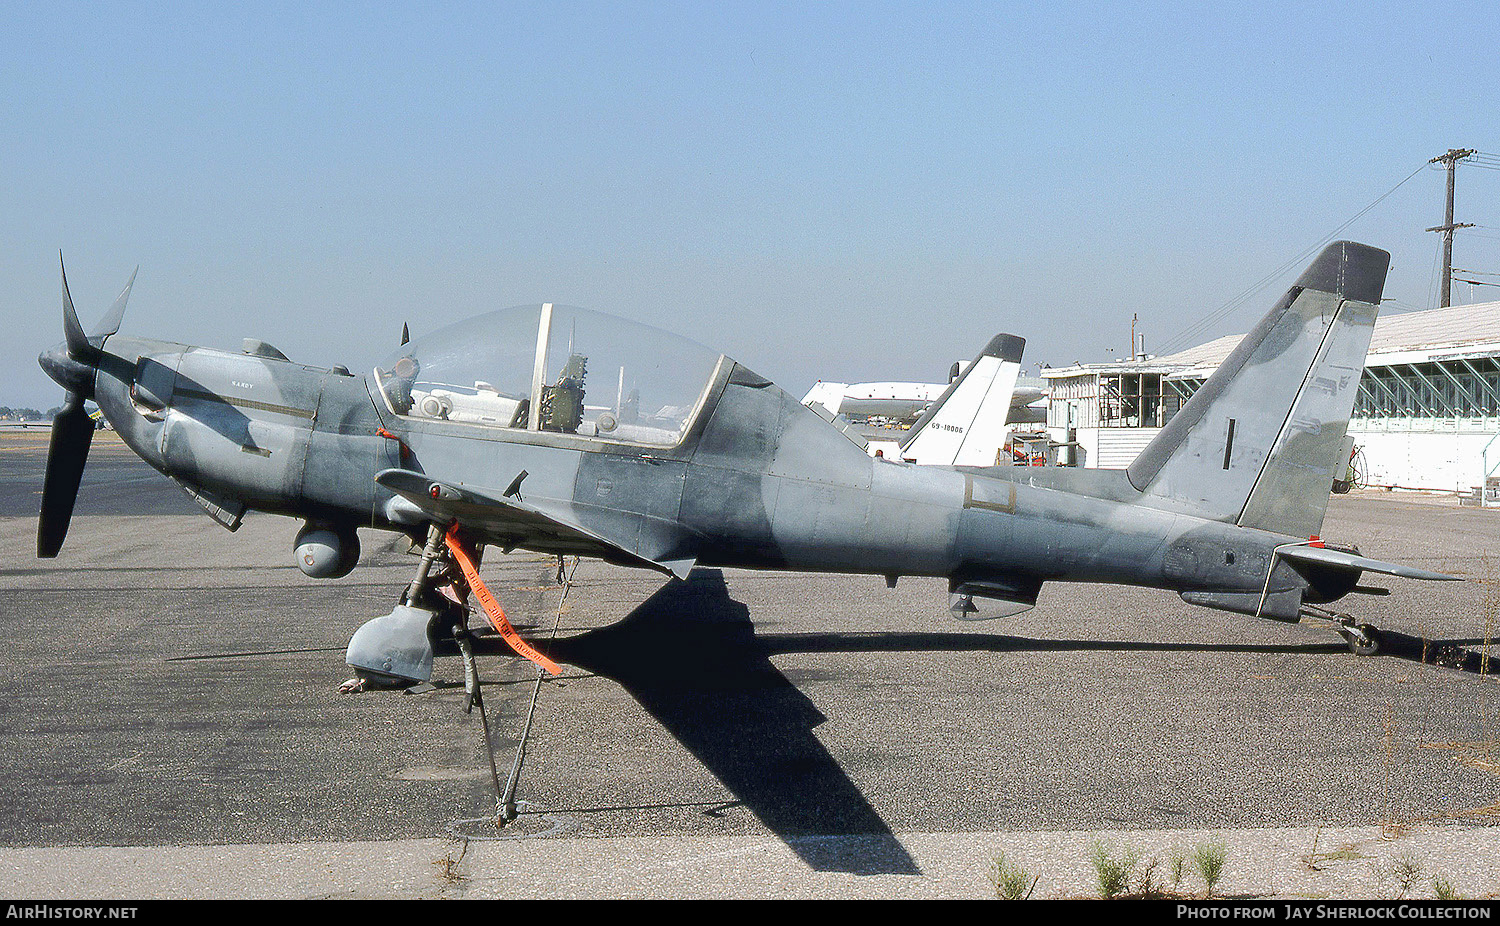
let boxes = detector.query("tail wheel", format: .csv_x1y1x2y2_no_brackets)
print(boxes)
1347,622,1381,656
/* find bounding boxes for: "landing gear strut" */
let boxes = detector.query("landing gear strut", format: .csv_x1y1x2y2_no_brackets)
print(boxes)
1302,604,1382,656
343,522,469,689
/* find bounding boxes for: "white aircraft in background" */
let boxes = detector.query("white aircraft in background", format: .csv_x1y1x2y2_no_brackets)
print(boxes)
801,379,947,422
803,333,1037,466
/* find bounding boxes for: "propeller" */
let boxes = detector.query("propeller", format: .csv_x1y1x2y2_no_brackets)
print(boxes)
36,256,136,558
37,395,95,558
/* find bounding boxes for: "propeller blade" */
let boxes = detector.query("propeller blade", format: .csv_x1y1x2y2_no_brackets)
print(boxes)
401,322,410,345
59,254,92,361
37,398,96,558
91,266,138,339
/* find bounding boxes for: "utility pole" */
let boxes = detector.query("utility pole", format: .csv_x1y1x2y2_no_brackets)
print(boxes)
1426,148,1476,308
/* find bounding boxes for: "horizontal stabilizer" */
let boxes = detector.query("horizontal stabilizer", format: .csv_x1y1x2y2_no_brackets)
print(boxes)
1276,544,1461,582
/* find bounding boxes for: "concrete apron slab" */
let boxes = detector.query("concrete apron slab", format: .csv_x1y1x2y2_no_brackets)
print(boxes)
1,823,1496,900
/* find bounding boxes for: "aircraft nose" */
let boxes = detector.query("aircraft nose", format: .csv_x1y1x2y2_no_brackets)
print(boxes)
39,342,95,396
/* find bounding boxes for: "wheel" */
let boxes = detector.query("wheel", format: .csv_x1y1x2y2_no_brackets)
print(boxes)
1347,623,1381,656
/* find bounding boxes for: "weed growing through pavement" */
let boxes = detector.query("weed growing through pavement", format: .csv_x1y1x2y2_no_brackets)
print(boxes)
1079,839,1230,899
1132,854,1169,899
1090,841,1138,898
989,851,1035,900
1431,873,1462,900
1168,846,1189,892
1194,840,1227,897
1369,849,1426,899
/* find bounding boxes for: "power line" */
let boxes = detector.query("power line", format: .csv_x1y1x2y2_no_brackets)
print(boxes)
1154,161,1429,356
1457,151,1500,170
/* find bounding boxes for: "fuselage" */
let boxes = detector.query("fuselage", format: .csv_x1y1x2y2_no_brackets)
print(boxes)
87,333,1311,618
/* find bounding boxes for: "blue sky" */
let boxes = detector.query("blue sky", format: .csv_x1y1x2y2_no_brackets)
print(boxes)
4,1,1499,409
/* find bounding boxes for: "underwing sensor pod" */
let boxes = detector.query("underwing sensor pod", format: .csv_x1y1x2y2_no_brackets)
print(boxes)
294,523,360,579
36,241,1458,690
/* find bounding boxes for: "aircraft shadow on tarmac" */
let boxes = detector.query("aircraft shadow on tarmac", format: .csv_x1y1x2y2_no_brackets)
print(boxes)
540,569,924,876
479,570,1494,875
744,626,1495,675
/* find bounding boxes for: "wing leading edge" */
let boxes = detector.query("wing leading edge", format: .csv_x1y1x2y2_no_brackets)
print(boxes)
375,468,697,579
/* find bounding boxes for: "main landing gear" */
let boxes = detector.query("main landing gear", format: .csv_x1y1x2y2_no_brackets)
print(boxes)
341,522,562,692
340,522,567,828
343,523,469,690
1301,604,1382,656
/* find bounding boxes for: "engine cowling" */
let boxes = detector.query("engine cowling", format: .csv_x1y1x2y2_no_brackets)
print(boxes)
294,523,360,579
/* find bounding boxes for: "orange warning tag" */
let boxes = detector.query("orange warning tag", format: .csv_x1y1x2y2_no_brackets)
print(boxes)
445,525,561,676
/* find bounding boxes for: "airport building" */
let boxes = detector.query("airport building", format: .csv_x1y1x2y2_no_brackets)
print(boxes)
1042,299,1500,500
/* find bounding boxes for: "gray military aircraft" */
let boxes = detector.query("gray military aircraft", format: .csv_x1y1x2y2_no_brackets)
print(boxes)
38,241,1457,688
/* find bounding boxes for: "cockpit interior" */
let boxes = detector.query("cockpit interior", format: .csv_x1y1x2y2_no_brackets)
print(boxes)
374,304,724,447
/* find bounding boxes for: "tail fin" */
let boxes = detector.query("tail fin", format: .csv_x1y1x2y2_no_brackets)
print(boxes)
801,381,848,416
899,333,1024,466
1127,241,1388,539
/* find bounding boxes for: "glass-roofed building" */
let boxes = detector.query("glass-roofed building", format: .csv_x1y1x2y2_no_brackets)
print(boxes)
1042,300,1500,498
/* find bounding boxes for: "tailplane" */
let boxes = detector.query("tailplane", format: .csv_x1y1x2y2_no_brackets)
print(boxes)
1127,241,1388,539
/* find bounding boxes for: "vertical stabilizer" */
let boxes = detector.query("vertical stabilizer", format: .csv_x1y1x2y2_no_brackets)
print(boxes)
1127,241,1388,539
801,381,848,416
900,334,1025,466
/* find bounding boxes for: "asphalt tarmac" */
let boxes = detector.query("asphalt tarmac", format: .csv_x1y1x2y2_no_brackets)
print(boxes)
1,430,1497,899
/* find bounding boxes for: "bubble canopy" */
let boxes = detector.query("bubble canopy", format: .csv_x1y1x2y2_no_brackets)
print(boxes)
374,304,727,447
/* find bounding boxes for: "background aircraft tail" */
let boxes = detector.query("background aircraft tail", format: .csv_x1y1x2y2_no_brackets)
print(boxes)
801,381,847,416
1126,241,1388,540
899,333,1024,466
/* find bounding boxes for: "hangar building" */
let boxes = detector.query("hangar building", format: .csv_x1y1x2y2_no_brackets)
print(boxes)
1042,300,1500,501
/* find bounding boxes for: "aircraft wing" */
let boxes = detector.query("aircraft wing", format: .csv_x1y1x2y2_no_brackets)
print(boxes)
375,468,696,579
1276,544,1461,582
